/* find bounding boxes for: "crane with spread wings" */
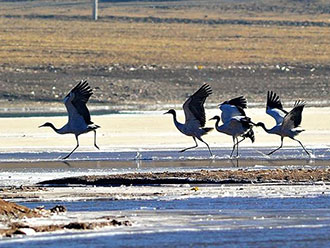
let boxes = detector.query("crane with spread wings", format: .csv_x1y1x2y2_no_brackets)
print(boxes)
209,96,255,157
164,84,213,156
39,80,100,159
256,91,309,156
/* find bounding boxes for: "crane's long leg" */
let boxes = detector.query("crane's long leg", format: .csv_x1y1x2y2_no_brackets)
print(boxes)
63,135,79,160
230,137,236,157
197,137,213,156
268,137,284,155
94,130,100,150
292,138,310,156
180,137,198,153
234,137,246,157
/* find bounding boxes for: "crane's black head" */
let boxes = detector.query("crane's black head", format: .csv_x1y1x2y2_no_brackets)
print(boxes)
209,115,221,121
39,122,53,128
255,122,265,127
164,109,176,115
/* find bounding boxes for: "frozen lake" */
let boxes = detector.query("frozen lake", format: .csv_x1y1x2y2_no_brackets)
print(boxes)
0,146,328,162
1,196,330,248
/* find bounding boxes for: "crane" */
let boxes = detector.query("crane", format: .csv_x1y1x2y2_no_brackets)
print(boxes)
164,84,213,156
209,96,255,157
39,80,100,159
256,91,309,156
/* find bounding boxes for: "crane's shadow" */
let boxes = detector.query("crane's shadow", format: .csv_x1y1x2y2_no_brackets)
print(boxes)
61,161,72,167
230,158,239,167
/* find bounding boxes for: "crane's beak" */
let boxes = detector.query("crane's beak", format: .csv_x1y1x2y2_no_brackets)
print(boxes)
209,116,219,121
39,124,45,128
163,111,169,115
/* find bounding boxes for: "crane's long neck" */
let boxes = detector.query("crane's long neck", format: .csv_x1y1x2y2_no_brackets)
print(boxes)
47,123,62,134
171,111,183,130
214,118,221,130
257,122,271,133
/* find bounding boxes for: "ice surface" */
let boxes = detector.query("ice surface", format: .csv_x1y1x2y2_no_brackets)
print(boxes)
1,197,330,248
0,147,328,163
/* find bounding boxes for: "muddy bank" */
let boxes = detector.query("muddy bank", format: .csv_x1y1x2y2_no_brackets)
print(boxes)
1,218,131,238
38,168,330,186
0,199,42,220
0,199,131,238
1,64,329,110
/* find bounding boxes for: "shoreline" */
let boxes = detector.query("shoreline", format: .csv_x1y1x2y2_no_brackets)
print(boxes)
2,101,330,117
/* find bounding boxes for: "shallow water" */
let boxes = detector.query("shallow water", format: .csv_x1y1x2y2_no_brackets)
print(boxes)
2,196,330,247
19,196,330,211
0,148,328,187
3,227,330,248
0,147,328,187
0,147,328,163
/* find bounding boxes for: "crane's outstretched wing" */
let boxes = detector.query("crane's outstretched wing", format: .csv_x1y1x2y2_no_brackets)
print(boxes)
226,96,247,109
220,96,247,123
266,91,287,125
183,84,212,127
64,80,93,124
281,101,305,131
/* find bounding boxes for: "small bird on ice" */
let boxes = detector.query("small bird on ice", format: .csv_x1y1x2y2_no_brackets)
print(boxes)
39,80,100,159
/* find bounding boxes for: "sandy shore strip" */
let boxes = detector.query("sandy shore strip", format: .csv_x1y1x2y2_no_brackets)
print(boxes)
0,107,329,153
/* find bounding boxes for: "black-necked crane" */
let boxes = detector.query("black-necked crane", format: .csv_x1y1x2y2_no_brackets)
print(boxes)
255,91,309,156
39,80,100,159
164,84,213,156
209,96,255,157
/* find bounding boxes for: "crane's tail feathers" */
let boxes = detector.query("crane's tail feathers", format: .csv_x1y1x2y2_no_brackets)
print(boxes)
294,129,305,135
88,124,101,130
202,127,213,134
243,129,255,143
